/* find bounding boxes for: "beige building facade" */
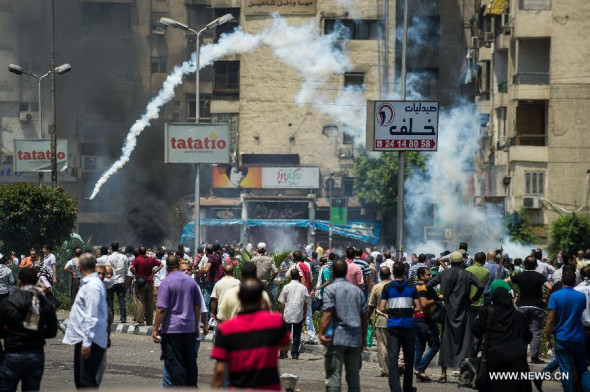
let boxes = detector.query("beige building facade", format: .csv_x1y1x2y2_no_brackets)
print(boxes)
1,0,475,246
473,0,590,239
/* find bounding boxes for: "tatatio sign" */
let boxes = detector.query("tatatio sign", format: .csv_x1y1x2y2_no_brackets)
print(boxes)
212,166,320,189
165,123,230,164
243,0,316,16
13,139,68,173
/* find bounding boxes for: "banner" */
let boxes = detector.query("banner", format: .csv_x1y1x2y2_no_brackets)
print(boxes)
165,123,230,164
243,0,316,16
0,163,38,183
212,166,319,189
13,139,68,173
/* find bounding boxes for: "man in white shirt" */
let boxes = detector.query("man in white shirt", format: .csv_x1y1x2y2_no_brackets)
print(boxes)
278,269,309,359
107,242,128,323
63,253,108,388
64,248,83,302
210,264,240,321
534,249,555,279
381,250,395,272
41,245,57,285
96,246,109,266
575,265,590,359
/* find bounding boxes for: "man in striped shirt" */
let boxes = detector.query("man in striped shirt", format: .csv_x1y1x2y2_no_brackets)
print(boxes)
354,248,373,300
211,278,290,390
380,262,420,392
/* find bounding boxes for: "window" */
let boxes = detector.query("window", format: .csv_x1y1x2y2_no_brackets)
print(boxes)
407,68,439,98
497,107,507,138
519,0,551,10
525,172,544,195
324,19,384,40
214,9,240,39
151,12,167,31
186,94,211,121
409,16,440,45
343,133,354,144
214,61,240,93
343,177,355,196
344,72,364,88
515,101,546,146
19,102,38,112
151,57,167,74
515,38,550,84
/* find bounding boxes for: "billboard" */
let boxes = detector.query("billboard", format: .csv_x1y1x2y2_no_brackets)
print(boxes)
366,100,439,151
243,0,316,16
13,139,68,173
212,166,319,189
165,123,230,164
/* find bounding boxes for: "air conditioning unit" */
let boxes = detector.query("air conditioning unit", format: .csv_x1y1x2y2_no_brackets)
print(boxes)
19,111,33,122
484,32,495,45
471,36,480,49
501,13,512,28
523,196,540,209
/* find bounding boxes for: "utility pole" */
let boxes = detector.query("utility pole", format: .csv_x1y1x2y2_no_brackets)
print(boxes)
396,0,409,261
50,0,58,187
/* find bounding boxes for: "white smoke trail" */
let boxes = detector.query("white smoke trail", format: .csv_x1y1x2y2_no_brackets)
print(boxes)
89,15,363,199
88,54,196,200
88,32,264,200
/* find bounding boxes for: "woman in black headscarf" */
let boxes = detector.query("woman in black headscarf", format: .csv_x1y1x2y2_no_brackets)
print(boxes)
472,285,532,392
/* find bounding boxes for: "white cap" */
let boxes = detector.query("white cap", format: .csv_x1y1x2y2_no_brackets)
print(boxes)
257,242,267,250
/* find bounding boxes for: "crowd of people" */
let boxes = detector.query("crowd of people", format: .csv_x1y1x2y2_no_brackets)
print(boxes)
1,240,590,391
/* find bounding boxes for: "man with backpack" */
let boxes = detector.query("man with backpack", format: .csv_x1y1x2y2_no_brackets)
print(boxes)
197,244,223,318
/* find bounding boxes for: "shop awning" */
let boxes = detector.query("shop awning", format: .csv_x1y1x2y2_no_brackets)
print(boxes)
181,219,382,245
487,0,508,15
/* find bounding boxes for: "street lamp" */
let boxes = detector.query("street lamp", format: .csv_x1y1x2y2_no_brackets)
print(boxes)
8,63,72,185
161,14,234,253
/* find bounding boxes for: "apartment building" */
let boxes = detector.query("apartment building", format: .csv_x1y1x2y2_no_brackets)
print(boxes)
472,0,590,238
1,0,474,246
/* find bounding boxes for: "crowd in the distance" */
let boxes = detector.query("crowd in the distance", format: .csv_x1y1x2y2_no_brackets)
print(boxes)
1,241,590,392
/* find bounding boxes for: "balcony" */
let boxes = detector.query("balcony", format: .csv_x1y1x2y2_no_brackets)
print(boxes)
513,72,549,85
509,134,546,146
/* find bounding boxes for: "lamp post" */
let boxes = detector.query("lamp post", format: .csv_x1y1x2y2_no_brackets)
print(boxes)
326,172,335,251
8,63,71,185
161,14,234,253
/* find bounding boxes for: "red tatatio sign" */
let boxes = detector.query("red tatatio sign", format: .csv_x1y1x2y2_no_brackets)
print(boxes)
366,100,439,152
13,139,68,173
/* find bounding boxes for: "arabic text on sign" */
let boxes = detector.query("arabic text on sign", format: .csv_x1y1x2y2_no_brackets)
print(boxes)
375,139,435,149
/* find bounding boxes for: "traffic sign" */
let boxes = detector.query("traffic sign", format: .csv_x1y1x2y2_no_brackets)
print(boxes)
366,100,439,151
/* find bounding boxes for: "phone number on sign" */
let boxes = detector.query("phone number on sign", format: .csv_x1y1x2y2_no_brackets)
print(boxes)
375,139,434,149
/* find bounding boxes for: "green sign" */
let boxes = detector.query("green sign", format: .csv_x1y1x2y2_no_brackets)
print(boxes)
330,198,347,225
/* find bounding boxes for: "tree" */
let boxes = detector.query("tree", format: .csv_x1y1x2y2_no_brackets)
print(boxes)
548,213,590,257
354,149,426,212
0,184,77,255
505,209,538,245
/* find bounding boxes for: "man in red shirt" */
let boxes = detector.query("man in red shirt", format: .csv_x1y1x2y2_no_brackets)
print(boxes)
130,246,163,326
211,278,290,390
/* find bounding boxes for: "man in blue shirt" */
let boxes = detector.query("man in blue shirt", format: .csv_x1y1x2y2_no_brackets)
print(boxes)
483,250,507,305
546,269,590,392
319,258,368,392
380,262,420,392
